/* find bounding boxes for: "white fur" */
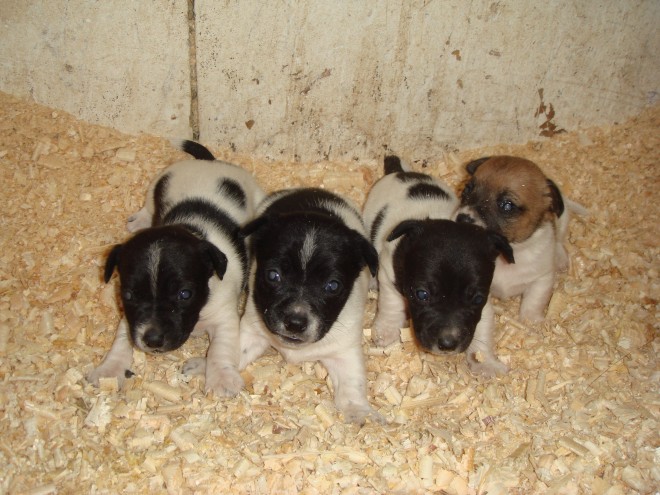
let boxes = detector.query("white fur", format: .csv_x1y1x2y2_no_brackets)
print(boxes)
456,198,586,322
88,158,264,397
239,192,383,424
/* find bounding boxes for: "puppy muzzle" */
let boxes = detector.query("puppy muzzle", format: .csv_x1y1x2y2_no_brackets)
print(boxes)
416,325,472,355
133,323,179,354
266,304,320,346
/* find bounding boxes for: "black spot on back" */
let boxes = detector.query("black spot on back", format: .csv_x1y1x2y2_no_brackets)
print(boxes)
217,178,247,209
163,199,248,287
407,183,451,201
395,172,433,183
153,173,171,225
370,206,387,244
263,188,356,220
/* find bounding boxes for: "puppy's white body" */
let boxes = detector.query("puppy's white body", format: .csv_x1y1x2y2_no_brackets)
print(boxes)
239,189,382,424
89,155,264,396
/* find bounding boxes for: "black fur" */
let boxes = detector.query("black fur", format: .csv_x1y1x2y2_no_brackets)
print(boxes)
384,155,404,175
180,140,216,161
407,182,451,201
546,179,565,217
242,189,377,344
370,206,387,244
465,157,491,175
390,219,512,353
217,178,247,209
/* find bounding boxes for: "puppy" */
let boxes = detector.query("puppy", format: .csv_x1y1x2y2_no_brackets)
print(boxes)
363,156,514,377
238,188,383,424
87,140,265,396
456,155,585,322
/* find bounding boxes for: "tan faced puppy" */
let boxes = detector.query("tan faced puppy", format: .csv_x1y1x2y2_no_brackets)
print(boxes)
456,156,584,322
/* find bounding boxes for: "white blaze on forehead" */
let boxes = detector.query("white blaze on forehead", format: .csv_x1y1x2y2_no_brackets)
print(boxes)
146,244,162,296
300,229,317,270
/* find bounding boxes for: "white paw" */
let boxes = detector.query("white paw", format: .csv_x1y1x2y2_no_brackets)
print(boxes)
520,307,546,323
372,325,400,348
126,208,151,232
87,362,132,388
341,403,387,425
182,357,207,376
467,356,509,378
204,366,244,397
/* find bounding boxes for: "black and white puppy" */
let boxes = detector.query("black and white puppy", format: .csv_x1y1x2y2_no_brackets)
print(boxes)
363,156,514,377
87,140,264,396
456,156,586,322
239,188,383,424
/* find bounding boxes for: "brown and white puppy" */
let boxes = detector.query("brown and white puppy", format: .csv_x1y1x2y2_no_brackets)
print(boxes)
87,140,264,397
456,155,585,322
363,156,514,377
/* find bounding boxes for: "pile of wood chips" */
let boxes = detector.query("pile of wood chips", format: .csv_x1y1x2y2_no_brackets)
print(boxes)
0,91,657,494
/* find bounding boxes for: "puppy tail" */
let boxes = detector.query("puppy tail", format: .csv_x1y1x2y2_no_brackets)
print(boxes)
384,155,407,175
170,139,216,161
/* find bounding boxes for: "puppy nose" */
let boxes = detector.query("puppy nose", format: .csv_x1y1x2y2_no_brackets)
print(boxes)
437,334,459,351
143,329,165,349
284,313,308,333
456,213,475,224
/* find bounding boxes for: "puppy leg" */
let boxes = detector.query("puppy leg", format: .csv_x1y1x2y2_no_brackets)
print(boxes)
519,272,555,322
372,271,407,347
87,317,134,387
203,312,244,397
127,207,151,232
322,348,385,425
238,301,272,370
465,302,508,377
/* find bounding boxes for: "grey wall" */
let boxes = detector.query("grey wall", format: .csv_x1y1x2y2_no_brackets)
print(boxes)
2,1,658,162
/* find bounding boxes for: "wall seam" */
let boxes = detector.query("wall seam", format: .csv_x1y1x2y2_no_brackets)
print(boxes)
187,0,200,140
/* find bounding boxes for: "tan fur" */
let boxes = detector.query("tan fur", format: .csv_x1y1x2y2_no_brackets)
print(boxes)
468,156,555,243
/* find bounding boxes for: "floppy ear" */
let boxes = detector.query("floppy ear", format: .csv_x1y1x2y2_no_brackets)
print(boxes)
465,157,491,175
360,237,379,277
489,231,515,264
201,241,228,280
386,220,424,242
546,179,565,217
104,245,122,283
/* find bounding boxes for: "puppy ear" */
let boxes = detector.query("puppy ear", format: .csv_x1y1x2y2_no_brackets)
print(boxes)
546,179,565,217
202,242,228,280
240,216,269,239
386,220,423,242
465,157,491,175
104,245,122,283
360,237,379,277
488,231,515,264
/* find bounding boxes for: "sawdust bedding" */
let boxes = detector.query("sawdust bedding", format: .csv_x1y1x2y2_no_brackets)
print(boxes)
0,90,657,495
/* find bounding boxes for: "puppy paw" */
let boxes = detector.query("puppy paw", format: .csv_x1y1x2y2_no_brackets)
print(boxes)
467,356,509,378
87,363,132,388
519,308,546,323
204,366,244,398
372,325,400,348
126,208,151,232
341,403,387,426
182,357,207,376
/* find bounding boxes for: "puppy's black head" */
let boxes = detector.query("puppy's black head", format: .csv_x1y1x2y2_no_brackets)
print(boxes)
388,219,512,354
242,212,377,346
104,226,227,353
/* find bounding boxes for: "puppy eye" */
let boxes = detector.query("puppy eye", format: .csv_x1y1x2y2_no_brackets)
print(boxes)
324,280,342,294
472,294,485,306
498,199,516,213
123,291,133,301
178,289,192,300
414,289,430,302
266,269,281,283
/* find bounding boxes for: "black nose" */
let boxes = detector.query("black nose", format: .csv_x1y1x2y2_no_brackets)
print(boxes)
143,329,165,349
284,313,308,333
456,213,475,224
437,334,459,351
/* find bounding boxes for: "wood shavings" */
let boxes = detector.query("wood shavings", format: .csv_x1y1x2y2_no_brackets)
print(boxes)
0,91,658,494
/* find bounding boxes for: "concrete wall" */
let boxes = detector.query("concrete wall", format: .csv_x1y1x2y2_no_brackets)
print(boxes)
1,1,658,162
